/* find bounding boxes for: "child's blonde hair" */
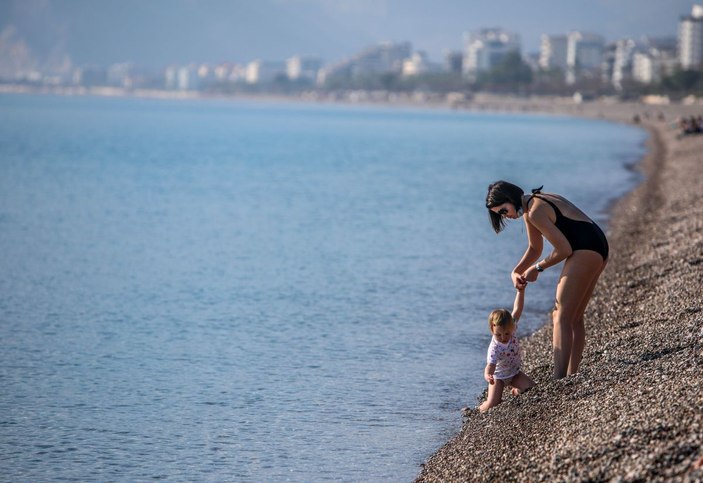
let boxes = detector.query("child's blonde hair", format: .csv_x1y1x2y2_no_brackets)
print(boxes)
488,308,514,332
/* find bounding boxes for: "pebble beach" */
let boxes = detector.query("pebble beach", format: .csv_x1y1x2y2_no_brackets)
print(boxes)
417,101,703,482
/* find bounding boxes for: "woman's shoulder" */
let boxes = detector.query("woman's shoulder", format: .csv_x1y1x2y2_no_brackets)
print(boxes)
531,192,591,222
533,192,565,202
526,195,567,228
526,193,557,216
530,192,573,210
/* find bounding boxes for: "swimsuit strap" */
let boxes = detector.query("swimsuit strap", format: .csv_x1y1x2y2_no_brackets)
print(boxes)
528,194,564,219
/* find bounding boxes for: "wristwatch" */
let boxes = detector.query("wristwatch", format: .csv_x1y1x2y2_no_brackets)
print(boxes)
535,263,544,272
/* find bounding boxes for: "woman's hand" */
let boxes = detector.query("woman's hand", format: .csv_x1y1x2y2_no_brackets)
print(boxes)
523,265,539,282
512,271,527,290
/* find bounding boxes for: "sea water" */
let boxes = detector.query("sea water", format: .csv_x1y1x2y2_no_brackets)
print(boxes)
0,94,646,481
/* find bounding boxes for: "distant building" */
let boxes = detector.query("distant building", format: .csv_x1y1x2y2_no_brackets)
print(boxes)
632,38,678,84
523,52,541,72
177,66,199,90
317,42,412,85
566,31,605,84
539,34,568,71
164,65,199,90
107,63,133,88
463,28,521,79
612,39,638,89
75,66,108,87
402,51,437,76
600,43,617,85
213,63,246,83
245,60,287,84
286,56,322,81
353,41,412,76
678,4,703,69
316,62,348,85
633,51,658,84
164,66,178,90
197,64,215,86
213,63,231,82
443,50,463,75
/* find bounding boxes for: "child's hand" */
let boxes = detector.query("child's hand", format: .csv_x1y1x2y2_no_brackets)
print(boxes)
523,265,539,282
512,272,527,290
484,373,494,385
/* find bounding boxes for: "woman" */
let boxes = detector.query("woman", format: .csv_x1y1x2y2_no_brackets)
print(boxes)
485,180,608,379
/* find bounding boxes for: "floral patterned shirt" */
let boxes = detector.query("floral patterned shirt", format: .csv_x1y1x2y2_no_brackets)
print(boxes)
486,335,522,380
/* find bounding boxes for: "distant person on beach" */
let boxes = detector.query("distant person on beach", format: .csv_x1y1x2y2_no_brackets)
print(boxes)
678,116,703,137
485,181,609,379
478,287,534,412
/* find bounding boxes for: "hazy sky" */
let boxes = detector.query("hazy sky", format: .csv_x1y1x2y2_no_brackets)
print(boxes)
0,0,697,68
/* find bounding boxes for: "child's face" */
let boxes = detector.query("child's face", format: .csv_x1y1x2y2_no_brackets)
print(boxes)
491,323,515,344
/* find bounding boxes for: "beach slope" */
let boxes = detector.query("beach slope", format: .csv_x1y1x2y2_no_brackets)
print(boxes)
418,111,703,482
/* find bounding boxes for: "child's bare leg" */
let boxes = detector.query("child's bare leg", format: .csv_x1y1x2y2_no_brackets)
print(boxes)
479,379,505,412
509,372,535,396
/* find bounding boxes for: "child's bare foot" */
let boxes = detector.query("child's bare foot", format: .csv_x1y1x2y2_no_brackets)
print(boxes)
478,401,498,412
511,387,521,396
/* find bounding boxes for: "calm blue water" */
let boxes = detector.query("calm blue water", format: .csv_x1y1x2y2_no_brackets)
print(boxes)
0,94,645,481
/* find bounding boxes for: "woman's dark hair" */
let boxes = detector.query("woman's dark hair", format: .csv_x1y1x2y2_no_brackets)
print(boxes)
485,180,525,233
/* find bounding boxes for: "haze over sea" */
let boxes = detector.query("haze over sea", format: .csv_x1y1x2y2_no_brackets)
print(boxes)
0,94,645,481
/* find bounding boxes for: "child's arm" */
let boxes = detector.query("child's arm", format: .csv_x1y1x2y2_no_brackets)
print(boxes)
511,287,525,324
484,363,496,385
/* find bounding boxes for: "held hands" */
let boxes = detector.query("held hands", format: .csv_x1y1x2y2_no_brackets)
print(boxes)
523,264,540,283
512,264,540,289
511,271,527,290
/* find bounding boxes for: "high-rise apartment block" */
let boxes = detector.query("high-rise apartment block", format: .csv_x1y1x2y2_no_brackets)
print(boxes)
539,35,568,70
567,32,605,70
632,51,659,84
463,29,521,78
612,39,637,89
678,4,703,69
565,31,605,83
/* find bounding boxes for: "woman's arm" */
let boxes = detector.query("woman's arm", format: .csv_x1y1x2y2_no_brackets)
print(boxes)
511,216,544,288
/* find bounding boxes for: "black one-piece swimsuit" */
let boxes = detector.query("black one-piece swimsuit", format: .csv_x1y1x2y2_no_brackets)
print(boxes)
530,195,609,260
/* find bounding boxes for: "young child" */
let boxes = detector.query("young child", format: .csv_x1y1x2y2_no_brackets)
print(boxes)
479,287,535,412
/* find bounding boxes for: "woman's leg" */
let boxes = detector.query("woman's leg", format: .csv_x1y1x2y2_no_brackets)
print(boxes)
568,259,607,375
479,379,505,412
552,251,604,378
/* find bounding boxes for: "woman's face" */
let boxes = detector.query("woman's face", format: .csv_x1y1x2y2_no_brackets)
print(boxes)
490,202,520,220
